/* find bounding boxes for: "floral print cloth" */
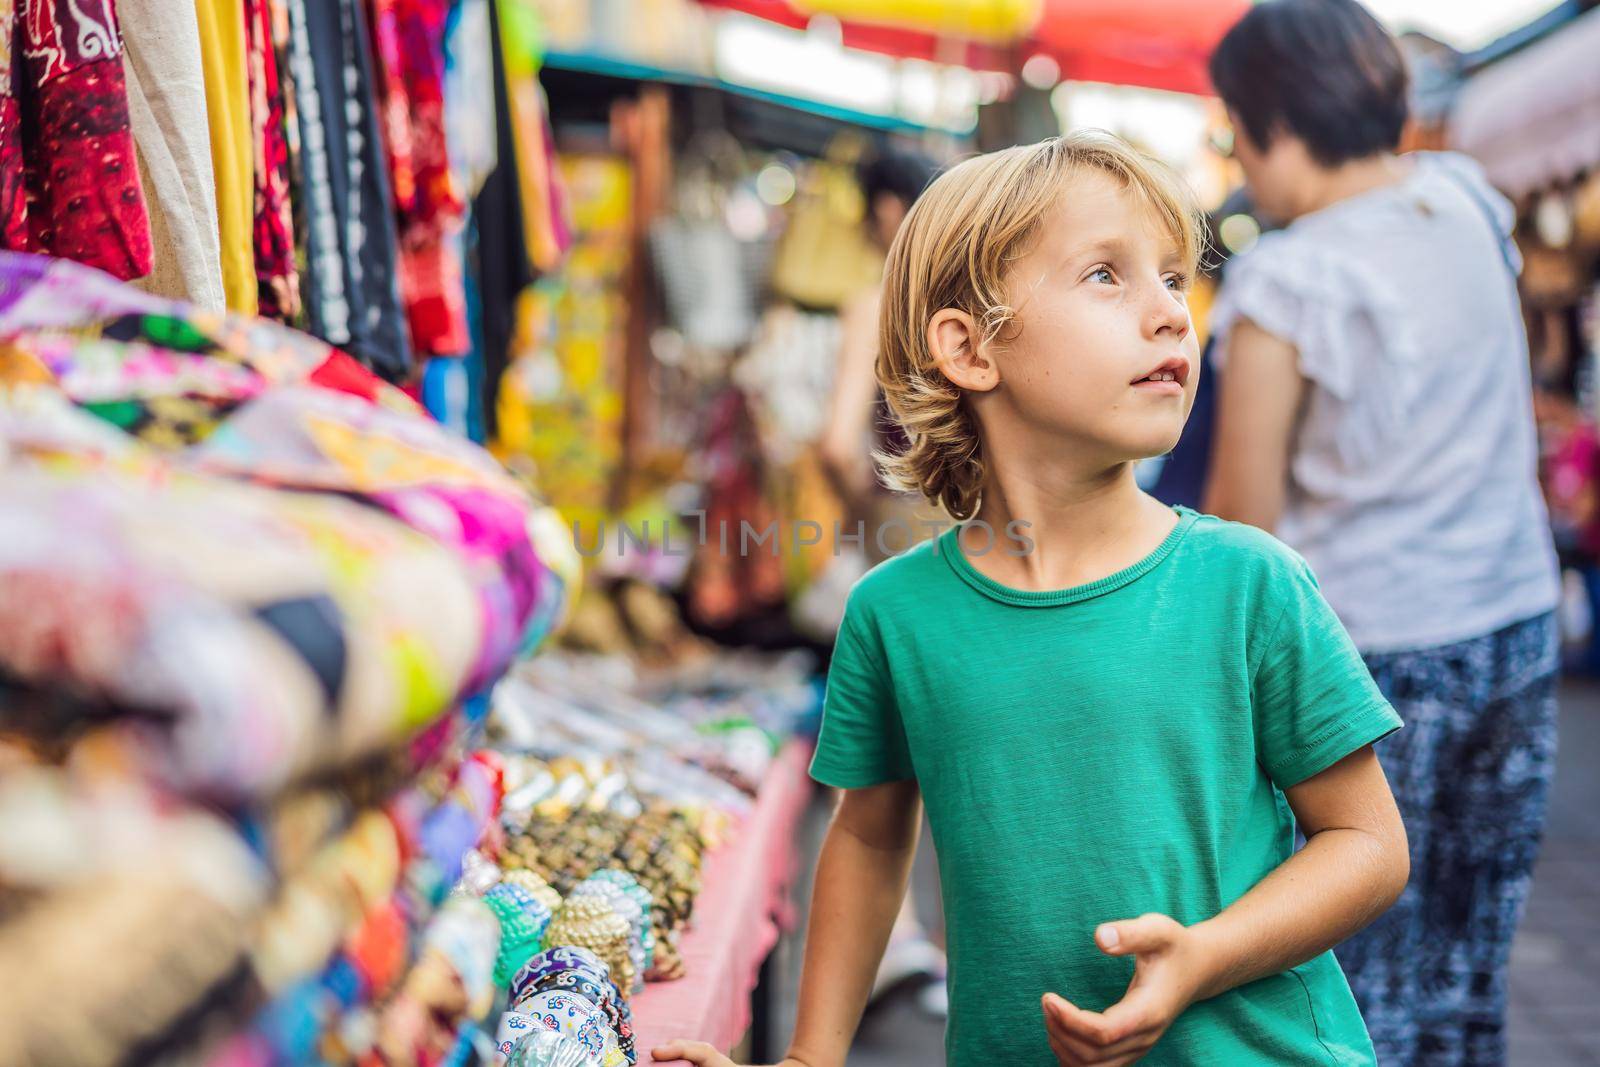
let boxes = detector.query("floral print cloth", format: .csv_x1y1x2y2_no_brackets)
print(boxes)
243,0,300,321
0,0,152,279
367,0,469,357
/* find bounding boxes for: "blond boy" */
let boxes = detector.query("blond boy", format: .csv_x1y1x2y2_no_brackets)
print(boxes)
655,134,1407,1067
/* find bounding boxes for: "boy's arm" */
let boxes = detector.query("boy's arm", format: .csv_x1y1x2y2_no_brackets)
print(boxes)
651,778,922,1067
1042,746,1408,1067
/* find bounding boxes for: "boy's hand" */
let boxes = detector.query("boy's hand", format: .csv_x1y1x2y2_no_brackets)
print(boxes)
649,1041,812,1067
1041,913,1209,1066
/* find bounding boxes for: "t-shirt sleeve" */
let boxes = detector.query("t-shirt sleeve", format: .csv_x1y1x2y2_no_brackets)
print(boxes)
809,608,914,789
1210,232,1425,392
1208,234,1423,465
1251,560,1403,788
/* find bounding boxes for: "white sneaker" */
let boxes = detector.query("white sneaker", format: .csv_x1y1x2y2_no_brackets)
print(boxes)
916,979,949,1018
870,935,947,1003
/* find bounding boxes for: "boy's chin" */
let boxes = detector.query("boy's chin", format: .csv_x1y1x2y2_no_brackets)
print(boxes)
1110,424,1186,464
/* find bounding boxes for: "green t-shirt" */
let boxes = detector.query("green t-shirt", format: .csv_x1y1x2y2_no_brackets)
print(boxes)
811,507,1401,1066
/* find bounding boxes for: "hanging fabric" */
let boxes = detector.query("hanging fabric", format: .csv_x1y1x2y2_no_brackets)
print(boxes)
423,0,496,442
366,0,470,358
516,83,572,275
283,0,412,382
119,0,225,312
0,0,153,280
498,0,572,274
444,0,498,201
194,0,257,315
243,0,301,321
423,0,496,443
472,0,533,436
266,0,308,317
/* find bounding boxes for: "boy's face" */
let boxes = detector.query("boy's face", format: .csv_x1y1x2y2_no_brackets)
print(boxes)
985,170,1200,464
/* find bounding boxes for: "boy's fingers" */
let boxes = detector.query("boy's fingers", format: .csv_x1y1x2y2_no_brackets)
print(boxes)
650,1040,725,1065
1078,1028,1160,1064
1043,1014,1099,1065
1097,1054,1148,1067
1046,1022,1147,1067
1043,993,1122,1046
1045,1026,1091,1066
1046,1021,1153,1067
1045,989,1167,1065
1043,995,1102,1062
1096,913,1178,957
1100,984,1162,1034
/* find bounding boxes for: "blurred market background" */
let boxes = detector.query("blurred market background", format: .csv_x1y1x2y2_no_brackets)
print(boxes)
0,0,1597,1065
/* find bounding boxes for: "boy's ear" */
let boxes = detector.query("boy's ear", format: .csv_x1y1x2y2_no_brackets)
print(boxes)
927,308,1000,393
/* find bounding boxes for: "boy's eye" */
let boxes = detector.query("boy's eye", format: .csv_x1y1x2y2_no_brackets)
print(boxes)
1164,274,1188,292
1089,267,1115,284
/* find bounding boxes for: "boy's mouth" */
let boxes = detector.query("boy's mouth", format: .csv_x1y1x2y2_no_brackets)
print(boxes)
1131,356,1190,389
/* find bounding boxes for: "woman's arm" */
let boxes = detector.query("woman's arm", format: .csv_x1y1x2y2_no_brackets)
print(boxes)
818,291,885,513
1202,318,1306,533
652,778,923,1067
1042,747,1407,1066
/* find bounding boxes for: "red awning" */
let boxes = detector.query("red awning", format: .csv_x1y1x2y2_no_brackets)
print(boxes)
698,0,1249,95
1032,0,1249,96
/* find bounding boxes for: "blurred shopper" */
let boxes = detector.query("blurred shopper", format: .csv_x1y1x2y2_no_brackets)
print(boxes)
1205,3,1562,1064
657,131,1408,1067
815,149,950,1017
818,150,940,540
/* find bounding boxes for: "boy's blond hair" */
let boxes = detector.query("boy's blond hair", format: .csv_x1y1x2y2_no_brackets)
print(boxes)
875,132,1205,521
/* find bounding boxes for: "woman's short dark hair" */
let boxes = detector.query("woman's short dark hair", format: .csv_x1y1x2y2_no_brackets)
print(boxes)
858,151,938,208
1209,0,1408,166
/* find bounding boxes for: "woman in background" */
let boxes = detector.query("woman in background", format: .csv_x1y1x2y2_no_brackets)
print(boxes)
816,149,948,1016
818,151,938,541
1204,2,1560,1064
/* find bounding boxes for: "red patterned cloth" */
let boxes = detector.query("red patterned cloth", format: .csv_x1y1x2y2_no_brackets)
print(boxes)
0,0,152,279
365,0,468,357
243,0,300,321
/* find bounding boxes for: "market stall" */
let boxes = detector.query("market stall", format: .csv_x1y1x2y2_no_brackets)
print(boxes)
0,250,572,1064
0,0,1157,1061
0,261,824,1057
610,742,814,1059
2,0,842,1060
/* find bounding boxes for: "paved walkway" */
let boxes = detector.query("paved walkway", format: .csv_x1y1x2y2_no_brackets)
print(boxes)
772,683,1600,1065
1507,681,1600,1066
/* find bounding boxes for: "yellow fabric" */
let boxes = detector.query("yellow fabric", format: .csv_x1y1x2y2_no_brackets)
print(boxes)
800,0,1038,39
499,0,562,271
193,0,257,316
509,79,561,271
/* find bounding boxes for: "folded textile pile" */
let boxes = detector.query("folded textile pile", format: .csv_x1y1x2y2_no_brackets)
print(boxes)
0,733,513,1067
0,251,578,797
0,251,580,1066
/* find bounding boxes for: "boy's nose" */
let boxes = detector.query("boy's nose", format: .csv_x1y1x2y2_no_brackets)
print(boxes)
1146,288,1191,341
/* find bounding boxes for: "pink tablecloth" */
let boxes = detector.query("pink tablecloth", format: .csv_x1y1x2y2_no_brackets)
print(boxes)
634,740,817,1063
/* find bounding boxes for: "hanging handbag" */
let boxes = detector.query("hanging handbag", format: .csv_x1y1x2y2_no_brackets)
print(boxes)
769,133,885,310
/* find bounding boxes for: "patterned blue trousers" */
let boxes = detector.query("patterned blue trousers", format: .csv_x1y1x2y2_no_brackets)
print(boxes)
1336,612,1559,1067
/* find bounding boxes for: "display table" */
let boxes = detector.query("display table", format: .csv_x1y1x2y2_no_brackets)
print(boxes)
633,741,817,1064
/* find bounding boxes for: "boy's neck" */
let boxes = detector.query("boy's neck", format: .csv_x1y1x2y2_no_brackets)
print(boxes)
962,461,1178,592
